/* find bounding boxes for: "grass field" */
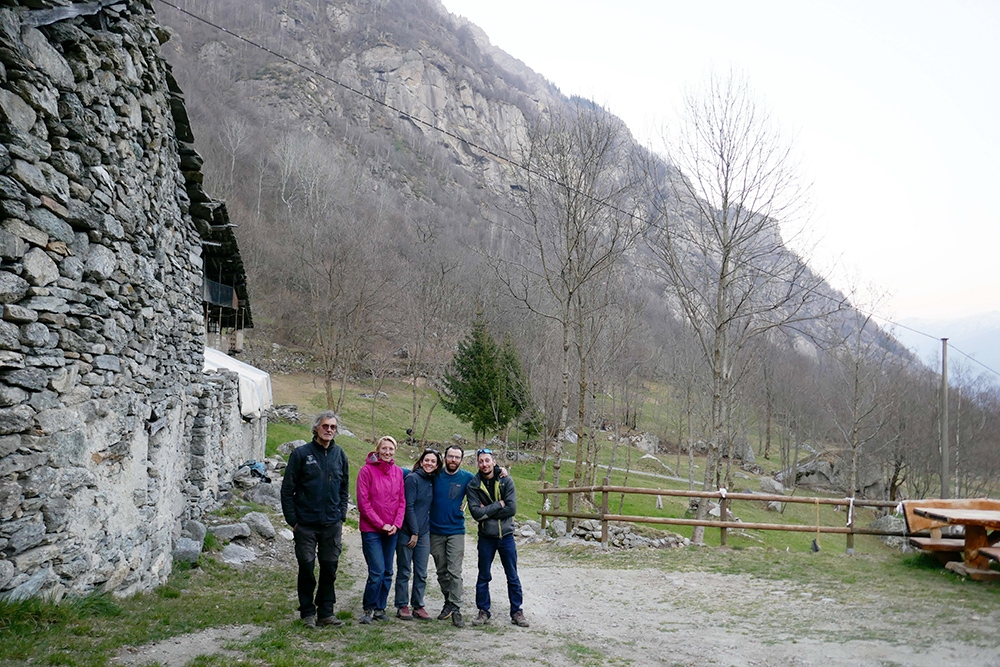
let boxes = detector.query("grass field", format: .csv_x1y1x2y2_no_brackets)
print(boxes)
268,373,894,555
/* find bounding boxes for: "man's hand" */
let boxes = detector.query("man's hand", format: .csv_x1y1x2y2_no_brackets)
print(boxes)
407,534,418,549
498,466,509,478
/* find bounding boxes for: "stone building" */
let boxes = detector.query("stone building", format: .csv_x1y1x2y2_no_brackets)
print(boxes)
0,0,264,601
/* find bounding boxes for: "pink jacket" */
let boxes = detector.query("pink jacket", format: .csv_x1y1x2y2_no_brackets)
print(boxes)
356,452,406,534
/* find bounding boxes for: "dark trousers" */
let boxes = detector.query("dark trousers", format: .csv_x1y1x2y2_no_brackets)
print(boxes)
475,534,523,618
294,522,343,619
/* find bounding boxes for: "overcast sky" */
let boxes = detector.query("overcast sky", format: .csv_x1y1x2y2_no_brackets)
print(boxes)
440,0,1000,325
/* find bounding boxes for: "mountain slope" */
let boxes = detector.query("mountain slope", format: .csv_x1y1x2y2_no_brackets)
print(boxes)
156,0,907,374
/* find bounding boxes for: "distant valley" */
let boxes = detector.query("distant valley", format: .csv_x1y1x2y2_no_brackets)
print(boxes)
896,312,1000,384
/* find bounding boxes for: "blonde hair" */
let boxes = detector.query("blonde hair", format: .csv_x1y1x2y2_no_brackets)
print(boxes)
376,435,398,449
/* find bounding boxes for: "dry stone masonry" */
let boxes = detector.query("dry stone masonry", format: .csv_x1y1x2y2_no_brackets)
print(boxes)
0,0,261,601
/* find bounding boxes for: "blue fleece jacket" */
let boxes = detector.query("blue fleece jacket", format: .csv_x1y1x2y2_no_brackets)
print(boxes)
429,468,474,535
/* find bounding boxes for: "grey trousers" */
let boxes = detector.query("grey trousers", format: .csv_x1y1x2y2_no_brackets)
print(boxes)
430,533,465,610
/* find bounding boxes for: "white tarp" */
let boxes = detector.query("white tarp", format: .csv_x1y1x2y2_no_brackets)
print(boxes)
203,346,273,418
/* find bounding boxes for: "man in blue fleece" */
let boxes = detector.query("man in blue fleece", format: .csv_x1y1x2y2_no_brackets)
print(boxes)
429,444,474,628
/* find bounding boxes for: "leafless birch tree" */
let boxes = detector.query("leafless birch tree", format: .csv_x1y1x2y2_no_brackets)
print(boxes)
644,71,834,543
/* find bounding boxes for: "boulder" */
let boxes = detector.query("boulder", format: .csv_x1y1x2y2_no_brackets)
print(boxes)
244,482,281,509
242,511,276,539
210,523,251,541
547,518,567,537
221,544,257,565
870,513,906,549
760,477,785,495
181,519,207,546
277,439,306,456
172,537,202,564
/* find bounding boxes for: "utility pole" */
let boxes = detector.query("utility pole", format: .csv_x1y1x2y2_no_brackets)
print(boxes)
940,338,949,499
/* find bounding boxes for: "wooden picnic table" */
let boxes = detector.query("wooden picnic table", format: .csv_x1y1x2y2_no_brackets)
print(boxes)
913,507,1000,580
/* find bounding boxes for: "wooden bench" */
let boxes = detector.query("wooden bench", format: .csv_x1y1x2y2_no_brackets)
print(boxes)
980,546,1000,564
902,499,1000,563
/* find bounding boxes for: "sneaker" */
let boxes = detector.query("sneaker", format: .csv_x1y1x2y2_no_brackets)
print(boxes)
373,609,389,621
359,610,373,625
451,610,464,628
396,606,413,620
412,606,431,620
471,610,490,626
317,616,343,627
302,615,316,629
437,605,453,620
511,610,530,627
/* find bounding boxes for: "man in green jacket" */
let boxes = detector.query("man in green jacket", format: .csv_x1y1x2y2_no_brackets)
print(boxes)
465,448,529,628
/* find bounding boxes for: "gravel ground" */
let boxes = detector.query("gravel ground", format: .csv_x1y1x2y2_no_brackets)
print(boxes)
113,527,1000,667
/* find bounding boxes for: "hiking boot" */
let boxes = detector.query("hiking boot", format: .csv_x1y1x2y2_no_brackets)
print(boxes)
412,606,431,620
302,615,316,629
396,606,413,620
471,610,490,626
451,610,464,628
511,610,530,627
436,605,453,620
359,610,373,625
373,609,389,621
317,615,343,627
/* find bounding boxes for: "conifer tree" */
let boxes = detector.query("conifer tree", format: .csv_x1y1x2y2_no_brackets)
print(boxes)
442,320,533,444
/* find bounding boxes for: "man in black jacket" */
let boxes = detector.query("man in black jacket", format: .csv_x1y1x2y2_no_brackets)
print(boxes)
280,410,350,628
466,448,529,628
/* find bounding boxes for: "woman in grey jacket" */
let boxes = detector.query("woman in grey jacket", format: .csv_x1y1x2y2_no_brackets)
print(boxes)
393,448,441,620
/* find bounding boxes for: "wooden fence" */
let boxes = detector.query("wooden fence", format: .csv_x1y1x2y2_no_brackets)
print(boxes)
537,484,903,553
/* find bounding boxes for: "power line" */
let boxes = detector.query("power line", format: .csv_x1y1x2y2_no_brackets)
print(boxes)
154,0,1000,382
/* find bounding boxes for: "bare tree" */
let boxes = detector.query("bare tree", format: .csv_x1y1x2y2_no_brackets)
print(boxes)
823,304,894,499
644,71,834,543
491,102,642,502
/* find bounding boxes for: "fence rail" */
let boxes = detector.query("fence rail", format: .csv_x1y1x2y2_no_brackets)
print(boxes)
537,484,903,552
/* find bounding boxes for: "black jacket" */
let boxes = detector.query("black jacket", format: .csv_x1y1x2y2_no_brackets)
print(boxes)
466,468,516,539
280,439,350,527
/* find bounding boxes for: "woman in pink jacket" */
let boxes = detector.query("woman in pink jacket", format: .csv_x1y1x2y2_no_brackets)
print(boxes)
356,435,406,624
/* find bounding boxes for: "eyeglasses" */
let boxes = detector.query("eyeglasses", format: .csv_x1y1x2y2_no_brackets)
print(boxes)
319,424,338,430
477,448,493,455
421,449,441,456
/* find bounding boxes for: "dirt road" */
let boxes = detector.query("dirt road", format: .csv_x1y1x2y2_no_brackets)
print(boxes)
115,529,1000,667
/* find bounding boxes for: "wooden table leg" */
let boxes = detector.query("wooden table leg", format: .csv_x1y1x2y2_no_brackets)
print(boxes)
964,525,990,570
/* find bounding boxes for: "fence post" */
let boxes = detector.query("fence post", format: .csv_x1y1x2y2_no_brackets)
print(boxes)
601,486,609,547
540,481,549,530
846,498,855,555
567,480,576,532
720,495,728,546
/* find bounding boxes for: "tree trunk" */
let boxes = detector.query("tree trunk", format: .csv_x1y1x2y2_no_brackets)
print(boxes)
574,352,587,485
551,314,571,509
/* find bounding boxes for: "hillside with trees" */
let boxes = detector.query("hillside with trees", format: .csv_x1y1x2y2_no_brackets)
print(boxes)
156,0,1000,502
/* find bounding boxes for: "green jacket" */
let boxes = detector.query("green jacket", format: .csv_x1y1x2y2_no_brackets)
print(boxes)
466,468,516,539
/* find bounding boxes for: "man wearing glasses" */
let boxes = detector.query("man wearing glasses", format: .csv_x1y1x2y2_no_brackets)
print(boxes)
466,448,529,627
281,410,350,629
429,444,475,627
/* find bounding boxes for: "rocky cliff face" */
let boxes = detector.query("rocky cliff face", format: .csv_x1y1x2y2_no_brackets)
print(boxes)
0,0,260,601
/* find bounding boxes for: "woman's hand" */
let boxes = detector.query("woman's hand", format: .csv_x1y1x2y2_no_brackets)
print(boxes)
384,524,397,536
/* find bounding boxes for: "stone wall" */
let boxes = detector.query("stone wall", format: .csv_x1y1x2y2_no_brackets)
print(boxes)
0,1,261,601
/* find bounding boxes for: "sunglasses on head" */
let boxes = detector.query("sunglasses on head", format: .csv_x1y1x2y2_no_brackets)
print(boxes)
477,448,493,456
